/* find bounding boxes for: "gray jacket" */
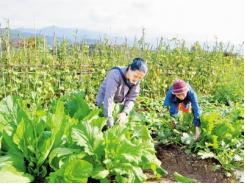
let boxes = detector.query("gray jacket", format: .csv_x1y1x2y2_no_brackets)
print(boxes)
96,67,140,118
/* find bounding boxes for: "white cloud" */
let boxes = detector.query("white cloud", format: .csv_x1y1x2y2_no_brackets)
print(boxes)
0,0,243,43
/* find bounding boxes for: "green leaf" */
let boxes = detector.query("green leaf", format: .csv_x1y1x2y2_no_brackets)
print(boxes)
13,120,26,151
211,135,219,149
118,141,143,164
181,132,195,145
0,127,2,146
173,172,197,183
214,123,229,137
0,164,33,183
134,125,152,141
113,163,147,183
38,101,66,166
12,116,36,160
103,124,166,182
82,108,107,130
91,166,109,180
64,93,90,120
0,154,25,172
49,159,93,182
198,150,216,159
72,122,105,161
49,147,81,170
128,111,146,122
83,108,101,122
156,167,168,176
90,117,107,131
51,101,66,147
37,130,54,166
104,127,142,165
64,159,93,182
2,129,21,155
0,96,30,130
0,96,19,127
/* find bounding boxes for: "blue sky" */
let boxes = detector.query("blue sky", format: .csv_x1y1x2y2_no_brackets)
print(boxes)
0,0,244,44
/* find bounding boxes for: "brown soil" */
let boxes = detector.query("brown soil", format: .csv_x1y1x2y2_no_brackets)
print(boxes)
147,144,237,183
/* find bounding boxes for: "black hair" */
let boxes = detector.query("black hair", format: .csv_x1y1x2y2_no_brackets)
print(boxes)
129,57,148,73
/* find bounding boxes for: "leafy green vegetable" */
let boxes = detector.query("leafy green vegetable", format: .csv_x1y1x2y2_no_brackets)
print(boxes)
173,172,197,183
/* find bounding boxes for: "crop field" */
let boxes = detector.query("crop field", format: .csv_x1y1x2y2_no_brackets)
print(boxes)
0,27,244,182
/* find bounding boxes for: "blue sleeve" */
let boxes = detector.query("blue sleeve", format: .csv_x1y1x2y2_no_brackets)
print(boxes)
189,88,201,127
163,88,172,107
163,87,178,117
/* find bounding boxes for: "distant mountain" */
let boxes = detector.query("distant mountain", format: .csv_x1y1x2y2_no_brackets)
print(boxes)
2,26,242,54
1,26,157,46
1,26,134,46
15,26,104,41
1,26,110,45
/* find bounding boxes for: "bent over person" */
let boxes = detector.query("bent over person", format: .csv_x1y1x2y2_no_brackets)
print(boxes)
96,58,148,127
163,79,201,140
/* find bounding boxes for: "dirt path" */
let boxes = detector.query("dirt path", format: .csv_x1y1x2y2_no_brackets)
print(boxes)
147,144,237,183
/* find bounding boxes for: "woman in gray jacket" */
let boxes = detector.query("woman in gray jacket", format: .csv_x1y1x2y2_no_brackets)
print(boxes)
96,58,148,127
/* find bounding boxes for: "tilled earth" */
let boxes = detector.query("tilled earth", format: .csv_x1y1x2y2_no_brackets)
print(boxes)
147,144,237,183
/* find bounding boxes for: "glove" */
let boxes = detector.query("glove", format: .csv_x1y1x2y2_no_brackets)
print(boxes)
170,117,177,128
172,120,177,128
107,117,114,127
195,126,201,141
117,112,128,125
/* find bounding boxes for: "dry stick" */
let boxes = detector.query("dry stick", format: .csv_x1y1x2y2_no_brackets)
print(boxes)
80,46,83,84
9,66,13,96
43,35,46,55
53,32,56,65
2,69,7,97
34,24,37,64
26,65,30,97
